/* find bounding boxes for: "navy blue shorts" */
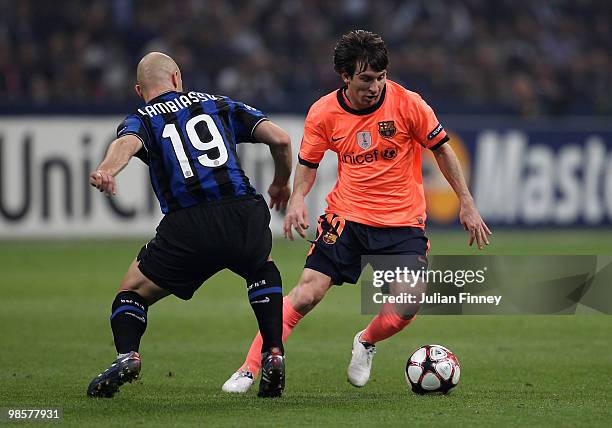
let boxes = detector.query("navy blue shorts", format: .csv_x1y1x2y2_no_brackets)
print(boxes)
304,213,429,285
137,195,272,300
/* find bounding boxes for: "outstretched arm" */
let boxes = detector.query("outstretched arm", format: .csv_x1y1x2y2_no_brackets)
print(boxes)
283,164,317,240
433,143,492,249
89,135,143,196
253,120,292,211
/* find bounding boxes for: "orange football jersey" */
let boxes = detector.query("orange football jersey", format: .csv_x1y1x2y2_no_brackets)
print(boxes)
299,80,449,228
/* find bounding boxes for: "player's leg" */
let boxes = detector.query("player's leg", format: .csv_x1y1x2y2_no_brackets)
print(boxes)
241,268,333,373
222,195,298,397
87,258,170,398
224,213,358,393
347,289,421,387
347,228,429,387
88,204,206,398
111,258,170,354
245,259,284,354
244,258,285,397
223,268,332,393
360,277,424,345
286,268,334,313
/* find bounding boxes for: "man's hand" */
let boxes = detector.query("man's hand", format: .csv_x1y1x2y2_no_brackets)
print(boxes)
283,196,310,240
432,144,492,250
268,183,290,211
89,135,142,197
459,200,492,250
89,170,116,196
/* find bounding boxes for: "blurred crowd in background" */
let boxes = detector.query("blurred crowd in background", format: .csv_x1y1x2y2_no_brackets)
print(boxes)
0,0,610,116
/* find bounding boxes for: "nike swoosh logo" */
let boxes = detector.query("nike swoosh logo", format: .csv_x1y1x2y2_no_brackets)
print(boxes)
251,297,270,304
331,136,345,142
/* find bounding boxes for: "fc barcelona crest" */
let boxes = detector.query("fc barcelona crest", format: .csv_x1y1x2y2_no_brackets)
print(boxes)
356,131,372,150
378,121,396,138
322,231,337,245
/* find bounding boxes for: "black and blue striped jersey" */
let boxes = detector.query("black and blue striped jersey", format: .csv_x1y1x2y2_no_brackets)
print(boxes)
117,91,268,213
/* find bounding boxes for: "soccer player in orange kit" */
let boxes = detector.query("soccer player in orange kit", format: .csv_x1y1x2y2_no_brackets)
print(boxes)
223,30,491,393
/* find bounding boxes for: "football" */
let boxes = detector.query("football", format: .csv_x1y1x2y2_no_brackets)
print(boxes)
405,344,460,394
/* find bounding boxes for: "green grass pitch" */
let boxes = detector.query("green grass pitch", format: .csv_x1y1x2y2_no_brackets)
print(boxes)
1,230,611,427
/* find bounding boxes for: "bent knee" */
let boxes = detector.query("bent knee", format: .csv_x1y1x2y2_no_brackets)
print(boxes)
118,260,169,304
290,271,331,311
292,287,323,309
119,263,147,292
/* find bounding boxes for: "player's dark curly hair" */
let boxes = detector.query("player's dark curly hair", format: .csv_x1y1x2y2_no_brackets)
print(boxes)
333,30,388,77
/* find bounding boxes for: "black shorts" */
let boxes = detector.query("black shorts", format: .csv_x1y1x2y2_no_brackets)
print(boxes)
304,213,429,285
137,194,272,300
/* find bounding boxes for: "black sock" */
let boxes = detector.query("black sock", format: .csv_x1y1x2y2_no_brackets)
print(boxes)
110,291,148,354
247,261,284,355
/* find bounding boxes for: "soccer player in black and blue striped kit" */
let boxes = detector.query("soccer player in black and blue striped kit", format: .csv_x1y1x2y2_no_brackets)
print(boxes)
87,52,291,398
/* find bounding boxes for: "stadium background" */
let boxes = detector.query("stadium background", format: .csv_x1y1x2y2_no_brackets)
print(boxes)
1,1,610,426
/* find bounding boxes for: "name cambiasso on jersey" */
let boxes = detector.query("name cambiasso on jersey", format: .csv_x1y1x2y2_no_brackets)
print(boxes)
117,91,267,213
298,80,449,228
